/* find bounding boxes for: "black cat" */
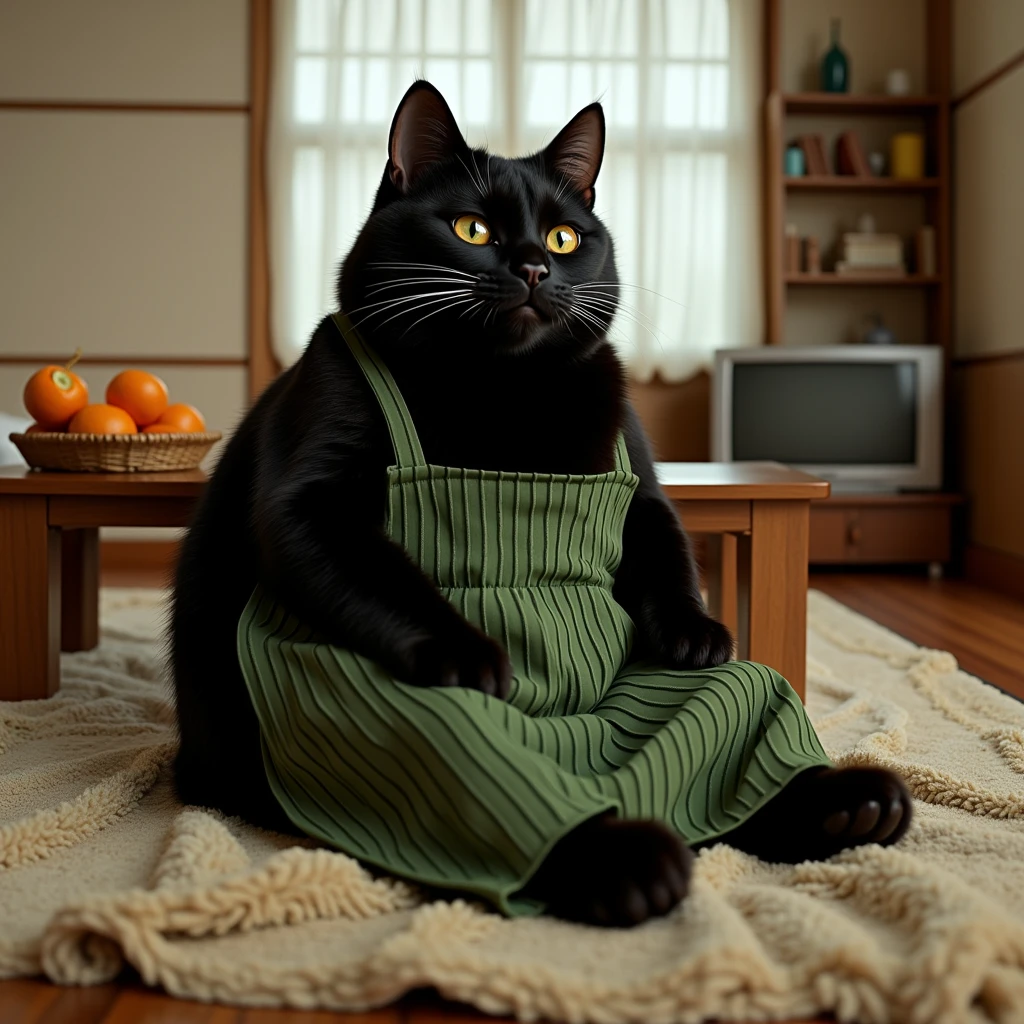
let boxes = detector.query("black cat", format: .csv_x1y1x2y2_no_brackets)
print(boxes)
171,81,911,928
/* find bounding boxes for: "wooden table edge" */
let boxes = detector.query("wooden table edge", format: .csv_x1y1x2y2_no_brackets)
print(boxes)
0,467,208,497
661,483,830,501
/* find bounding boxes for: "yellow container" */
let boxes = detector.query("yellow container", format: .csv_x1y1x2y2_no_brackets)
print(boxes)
890,132,925,179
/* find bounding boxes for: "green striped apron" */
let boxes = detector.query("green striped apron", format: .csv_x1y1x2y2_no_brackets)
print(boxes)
238,312,831,917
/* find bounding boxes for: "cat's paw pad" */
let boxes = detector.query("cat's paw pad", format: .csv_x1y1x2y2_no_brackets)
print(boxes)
666,612,734,670
408,627,512,699
544,818,693,928
812,767,912,851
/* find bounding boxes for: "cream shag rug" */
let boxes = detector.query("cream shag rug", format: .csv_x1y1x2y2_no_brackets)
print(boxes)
1,590,1023,1023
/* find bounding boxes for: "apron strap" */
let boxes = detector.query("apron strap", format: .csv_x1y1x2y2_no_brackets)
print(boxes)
332,312,426,468
614,432,632,473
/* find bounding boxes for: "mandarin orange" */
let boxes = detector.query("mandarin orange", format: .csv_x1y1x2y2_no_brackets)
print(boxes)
106,369,169,426
146,403,206,433
67,404,138,435
23,360,88,429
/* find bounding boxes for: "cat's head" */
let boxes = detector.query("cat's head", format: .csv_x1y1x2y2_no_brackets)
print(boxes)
339,81,618,359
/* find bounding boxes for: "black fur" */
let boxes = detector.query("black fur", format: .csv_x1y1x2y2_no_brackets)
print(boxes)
172,84,915,928
170,81,732,831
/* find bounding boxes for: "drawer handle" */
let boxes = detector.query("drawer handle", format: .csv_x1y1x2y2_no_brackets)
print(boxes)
848,523,863,545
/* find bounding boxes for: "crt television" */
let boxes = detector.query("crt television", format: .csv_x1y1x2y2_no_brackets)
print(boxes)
711,346,943,492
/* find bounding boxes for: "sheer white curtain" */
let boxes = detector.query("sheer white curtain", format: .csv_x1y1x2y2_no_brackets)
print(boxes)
269,0,762,381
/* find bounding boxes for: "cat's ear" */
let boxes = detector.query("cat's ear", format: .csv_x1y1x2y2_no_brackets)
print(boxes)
387,81,468,193
543,103,605,209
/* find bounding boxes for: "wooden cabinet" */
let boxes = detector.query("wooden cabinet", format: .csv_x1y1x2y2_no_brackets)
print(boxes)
810,494,962,567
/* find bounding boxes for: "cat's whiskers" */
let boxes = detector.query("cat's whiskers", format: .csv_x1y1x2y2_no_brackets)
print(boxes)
368,261,478,280
347,288,475,325
573,281,688,309
459,300,486,320
401,296,478,336
454,152,488,199
572,293,667,339
375,291,476,330
570,297,666,350
567,303,607,338
552,170,573,204
366,276,476,297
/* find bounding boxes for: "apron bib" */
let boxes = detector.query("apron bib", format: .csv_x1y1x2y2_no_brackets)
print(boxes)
238,313,831,916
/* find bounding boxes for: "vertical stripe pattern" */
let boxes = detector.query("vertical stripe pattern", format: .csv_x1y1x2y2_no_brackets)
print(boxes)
237,317,832,917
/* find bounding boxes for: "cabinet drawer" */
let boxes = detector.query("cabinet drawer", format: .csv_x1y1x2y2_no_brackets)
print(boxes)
810,503,954,564
851,507,952,562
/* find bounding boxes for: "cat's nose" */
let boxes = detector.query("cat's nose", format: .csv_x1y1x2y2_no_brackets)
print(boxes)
516,263,549,289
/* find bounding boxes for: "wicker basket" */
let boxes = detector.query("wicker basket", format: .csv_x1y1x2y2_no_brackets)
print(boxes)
9,431,223,473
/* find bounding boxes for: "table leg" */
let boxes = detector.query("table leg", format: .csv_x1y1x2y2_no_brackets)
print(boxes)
736,500,810,702
61,528,99,652
704,533,738,655
0,496,61,700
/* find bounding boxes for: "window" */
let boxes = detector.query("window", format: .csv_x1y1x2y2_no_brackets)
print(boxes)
270,0,762,380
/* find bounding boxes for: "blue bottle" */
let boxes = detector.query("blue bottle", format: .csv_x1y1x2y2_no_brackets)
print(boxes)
820,18,849,93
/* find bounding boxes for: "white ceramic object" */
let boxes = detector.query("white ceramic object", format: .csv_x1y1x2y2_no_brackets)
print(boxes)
886,69,911,96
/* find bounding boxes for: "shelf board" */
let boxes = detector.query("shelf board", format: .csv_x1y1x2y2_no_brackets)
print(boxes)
783,92,943,115
786,176,939,191
785,273,943,287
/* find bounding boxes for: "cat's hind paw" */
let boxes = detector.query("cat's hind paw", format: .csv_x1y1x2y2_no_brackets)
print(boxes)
719,766,913,864
526,816,693,928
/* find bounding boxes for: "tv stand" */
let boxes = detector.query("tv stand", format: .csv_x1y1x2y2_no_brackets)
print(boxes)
809,492,963,569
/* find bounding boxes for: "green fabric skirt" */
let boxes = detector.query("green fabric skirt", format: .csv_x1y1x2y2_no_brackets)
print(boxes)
237,313,832,916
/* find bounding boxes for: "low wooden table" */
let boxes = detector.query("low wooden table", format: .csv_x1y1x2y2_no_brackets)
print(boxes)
658,463,830,700
0,462,828,702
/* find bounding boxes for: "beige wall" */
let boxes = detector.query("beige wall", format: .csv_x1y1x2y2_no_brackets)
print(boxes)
0,0,250,371
953,0,1024,96
0,0,251,539
952,2,1024,564
953,65,1024,361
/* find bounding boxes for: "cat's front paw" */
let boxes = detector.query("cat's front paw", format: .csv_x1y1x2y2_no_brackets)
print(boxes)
407,625,512,699
661,610,734,670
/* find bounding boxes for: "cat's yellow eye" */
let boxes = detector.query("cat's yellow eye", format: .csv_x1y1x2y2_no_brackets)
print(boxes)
546,225,580,254
453,214,491,245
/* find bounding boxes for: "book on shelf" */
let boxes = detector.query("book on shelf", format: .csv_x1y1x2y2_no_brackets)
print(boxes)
836,131,871,177
840,232,904,268
797,134,829,175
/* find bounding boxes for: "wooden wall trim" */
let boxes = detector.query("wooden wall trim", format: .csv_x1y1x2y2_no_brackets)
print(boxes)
964,544,1024,604
0,100,250,114
246,0,279,403
952,47,1024,110
953,349,1024,367
0,356,247,367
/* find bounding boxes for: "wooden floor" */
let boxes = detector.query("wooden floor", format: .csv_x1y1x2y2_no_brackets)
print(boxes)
3,570,1022,1023
812,569,1024,702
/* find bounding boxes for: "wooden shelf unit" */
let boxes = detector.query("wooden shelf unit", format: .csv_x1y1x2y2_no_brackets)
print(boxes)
762,1,960,568
763,0,952,358
785,273,943,286
785,176,940,191
783,93,942,114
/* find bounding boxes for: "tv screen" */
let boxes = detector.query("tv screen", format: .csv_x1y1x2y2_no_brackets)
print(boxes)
731,362,918,464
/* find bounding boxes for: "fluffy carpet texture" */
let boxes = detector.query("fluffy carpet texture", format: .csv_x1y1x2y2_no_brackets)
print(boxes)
1,589,1023,1023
